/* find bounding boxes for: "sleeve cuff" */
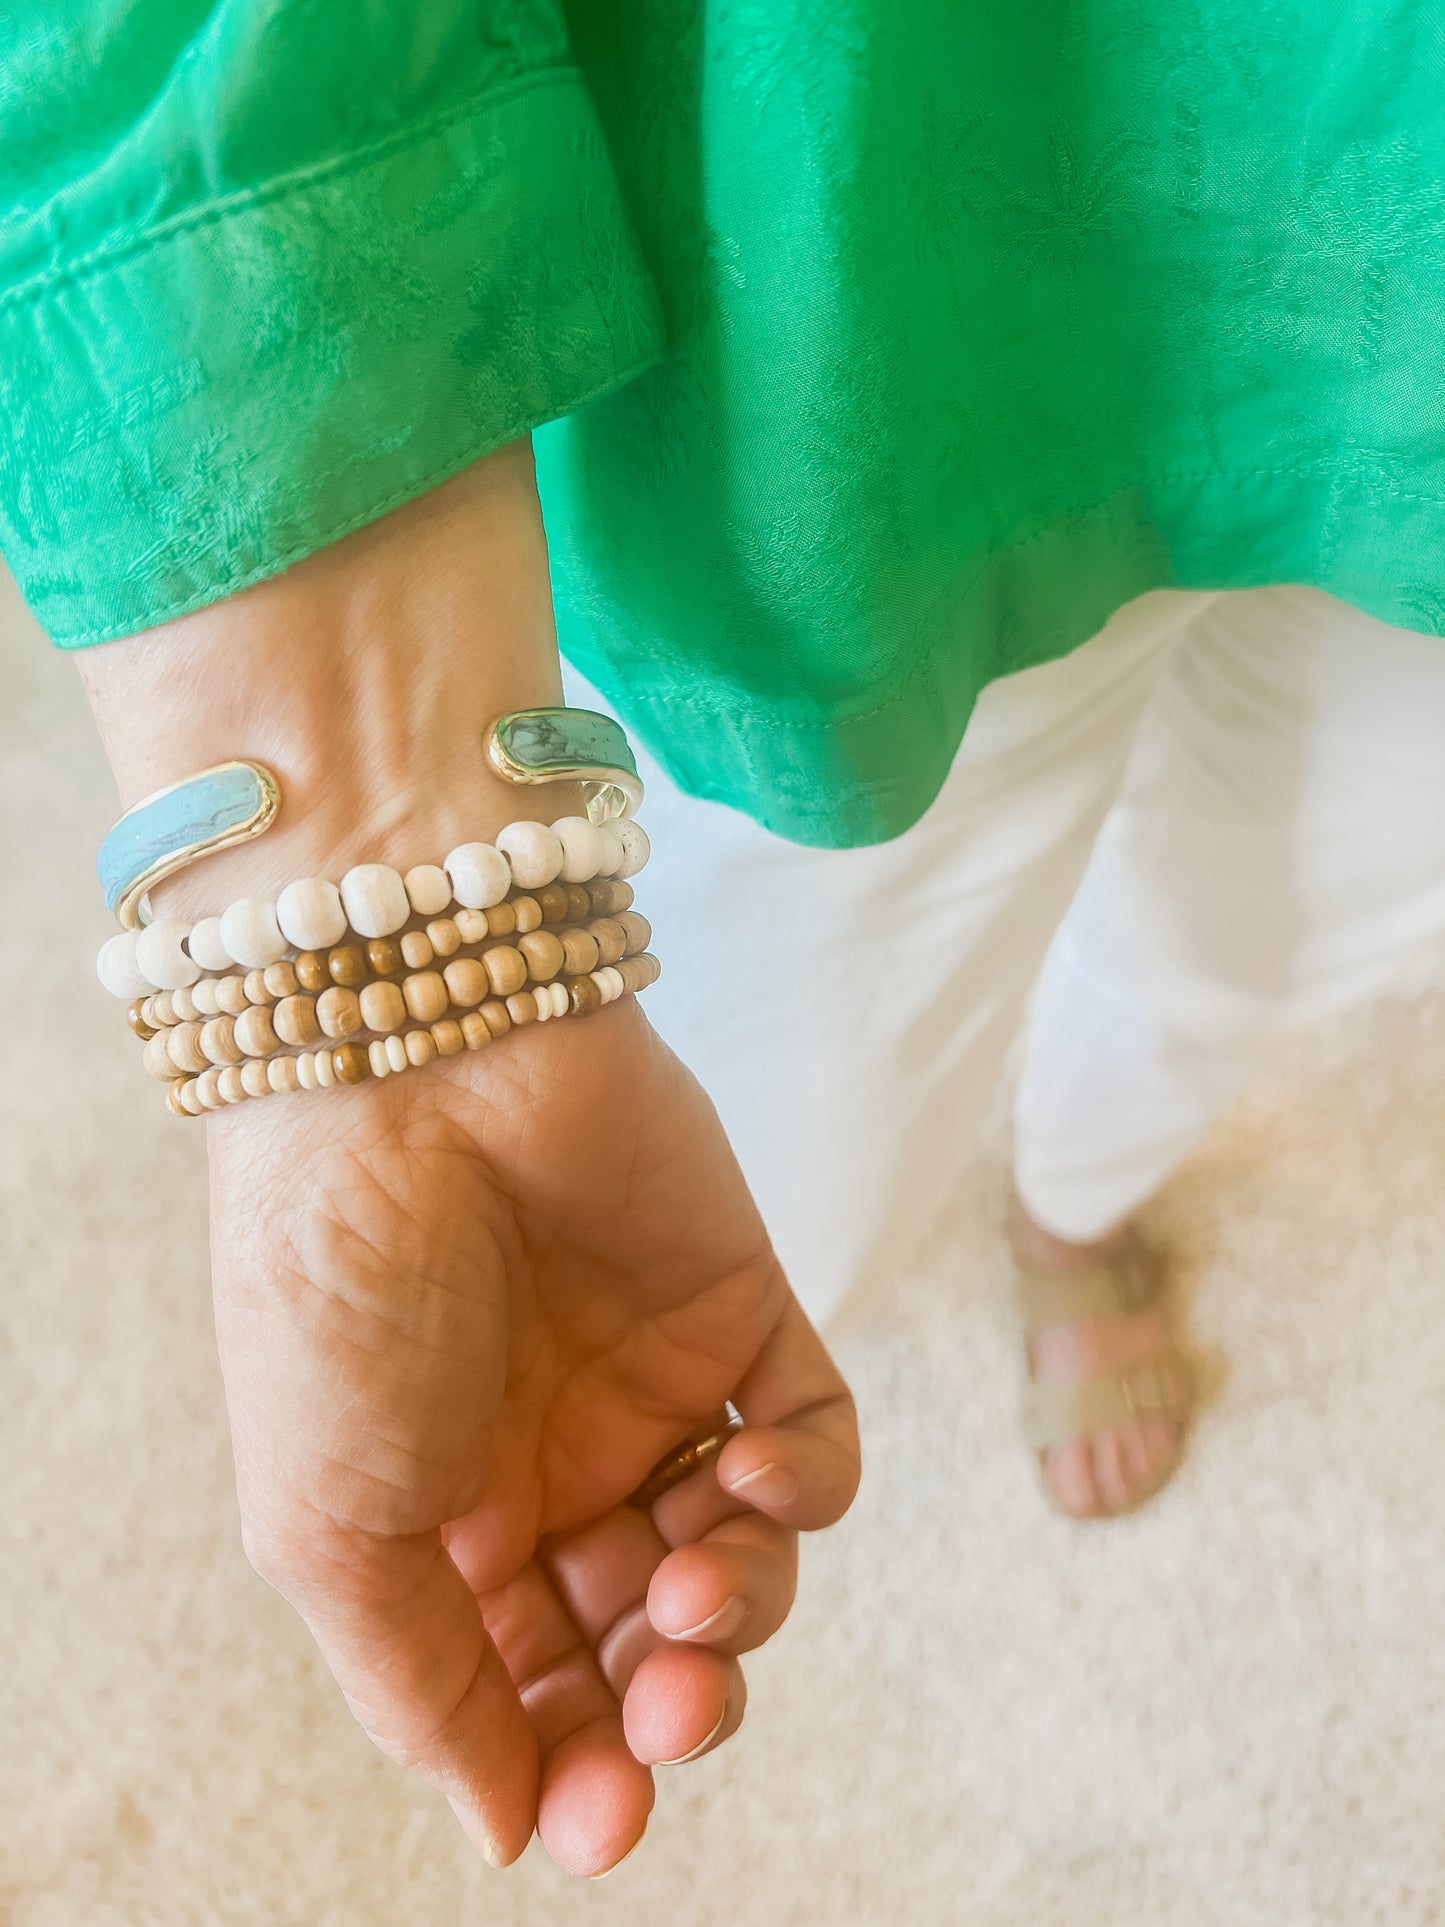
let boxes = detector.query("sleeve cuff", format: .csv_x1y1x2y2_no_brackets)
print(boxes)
0,67,664,646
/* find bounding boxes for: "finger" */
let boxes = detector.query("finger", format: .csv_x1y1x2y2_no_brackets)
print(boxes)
647,1513,799,1655
622,1643,747,1767
247,1519,538,1868
479,1559,654,1878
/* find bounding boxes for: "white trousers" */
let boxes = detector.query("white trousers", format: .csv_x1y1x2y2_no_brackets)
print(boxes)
594,587,1445,1325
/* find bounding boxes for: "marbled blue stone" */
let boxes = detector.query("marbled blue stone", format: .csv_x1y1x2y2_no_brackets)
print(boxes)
496,709,638,780
98,763,276,914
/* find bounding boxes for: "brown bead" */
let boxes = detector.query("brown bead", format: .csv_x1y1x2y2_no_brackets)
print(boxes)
535,883,569,925
327,942,368,989
482,944,527,997
402,970,448,1023
166,1021,211,1076
233,1005,280,1058
460,1012,492,1051
426,917,461,958
517,930,565,982
200,1016,243,1066
588,917,627,966
563,884,591,925
567,974,603,1018
216,974,251,1016
141,994,168,1029
294,950,329,993
240,1058,273,1099
442,958,489,1008
263,960,300,1000
273,993,323,1049
166,1082,192,1119
560,928,600,976
359,979,406,1033
479,999,511,1038
614,911,653,955
431,1019,465,1057
317,986,363,1040
511,895,541,934
454,908,490,945
404,1028,438,1068
217,1065,247,1104
484,900,517,937
506,990,538,1026
127,1000,157,1042
243,968,274,1005
143,1030,179,1081
400,929,434,970
365,937,404,978
332,1042,371,1085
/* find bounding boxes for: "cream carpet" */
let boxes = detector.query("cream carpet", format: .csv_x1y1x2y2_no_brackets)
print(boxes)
2,571,1443,1926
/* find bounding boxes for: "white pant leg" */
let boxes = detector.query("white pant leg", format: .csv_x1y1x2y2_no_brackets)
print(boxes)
577,591,1211,1325
1014,586,1445,1242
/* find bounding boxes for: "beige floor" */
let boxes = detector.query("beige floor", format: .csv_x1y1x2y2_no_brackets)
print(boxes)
2,571,1443,1926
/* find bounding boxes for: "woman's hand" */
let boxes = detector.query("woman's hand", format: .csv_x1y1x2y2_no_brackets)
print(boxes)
207,998,858,1877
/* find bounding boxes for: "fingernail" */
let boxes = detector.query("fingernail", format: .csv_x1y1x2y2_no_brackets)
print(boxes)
656,1704,728,1766
725,1461,799,1509
447,1795,502,1869
589,1828,646,1879
668,1593,746,1642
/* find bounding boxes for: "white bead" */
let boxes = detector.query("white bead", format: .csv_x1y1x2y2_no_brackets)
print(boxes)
613,819,651,880
546,981,569,1018
96,930,151,1000
313,1048,337,1088
592,824,625,877
339,864,409,939
444,841,512,909
187,916,233,972
368,1039,392,1078
598,966,625,1002
550,815,606,884
276,877,347,951
404,864,453,917
494,821,563,890
295,1051,320,1091
191,978,223,1016
135,917,202,990
218,897,287,969
384,1033,409,1074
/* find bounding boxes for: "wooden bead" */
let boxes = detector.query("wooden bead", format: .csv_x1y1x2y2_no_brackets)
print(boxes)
294,950,329,993
404,1028,438,1068
431,1019,465,1057
614,956,648,995
568,974,603,1017
243,969,273,1006
400,929,435,970
402,970,448,1023
219,898,287,969
442,958,489,1008
313,1048,337,1088
505,990,538,1026
535,883,570,924
166,1022,211,1076
190,978,223,1017
495,820,564,890
384,1033,408,1073
166,1082,192,1119
135,917,201,990
263,960,299,1000
200,1016,243,1066
217,1065,247,1104
368,1040,392,1078
479,1000,511,1038
273,994,323,1048
97,930,151,1000
170,986,202,1024
216,975,251,1016
454,908,490,945
339,863,409,939
327,943,368,989
482,945,527,997
511,895,541,934
552,814,606,883
588,918,627,966
597,966,626,1002
517,930,565,982
186,917,233,972
177,1080,205,1116
602,879,636,913
316,986,362,1040
592,824,625,877
613,819,651,880
267,1056,301,1095
560,929,600,976
276,877,347,952
143,1030,179,1081
426,917,461,958
141,994,171,1029
444,841,511,910
233,1005,280,1058
484,901,517,937
195,1067,225,1111
460,1012,492,1050
563,885,591,925
365,937,404,977
126,1000,157,1042
533,981,566,1021
295,1052,321,1091
615,911,653,954
404,864,453,916
359,980,406,1033
240,1058,273,1099
332,1042,371,1085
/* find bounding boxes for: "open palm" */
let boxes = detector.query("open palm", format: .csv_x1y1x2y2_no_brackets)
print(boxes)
206,1000,859,1876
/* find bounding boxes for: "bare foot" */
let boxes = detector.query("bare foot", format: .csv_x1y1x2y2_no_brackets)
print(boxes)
1010,1201,1184,1517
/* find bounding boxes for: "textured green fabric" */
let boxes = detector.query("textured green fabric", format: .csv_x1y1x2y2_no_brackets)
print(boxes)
6,4,1445,845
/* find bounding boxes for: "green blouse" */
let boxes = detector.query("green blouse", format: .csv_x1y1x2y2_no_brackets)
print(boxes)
5,3,1444,845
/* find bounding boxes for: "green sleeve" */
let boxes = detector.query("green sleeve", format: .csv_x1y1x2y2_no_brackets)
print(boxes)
0,2,664,646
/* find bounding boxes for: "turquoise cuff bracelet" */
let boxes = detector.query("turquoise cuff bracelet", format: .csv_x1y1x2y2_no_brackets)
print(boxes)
485,708,643,823
98,760,282,930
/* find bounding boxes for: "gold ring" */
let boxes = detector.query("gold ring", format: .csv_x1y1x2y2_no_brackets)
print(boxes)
628,1410,742,1509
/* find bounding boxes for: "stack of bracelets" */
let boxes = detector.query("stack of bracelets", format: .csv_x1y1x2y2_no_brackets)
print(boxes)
92,708,659,1117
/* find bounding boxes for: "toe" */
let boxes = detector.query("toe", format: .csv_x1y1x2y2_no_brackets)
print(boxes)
1089,1425,1134,1512
1042,1437,1102,1517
